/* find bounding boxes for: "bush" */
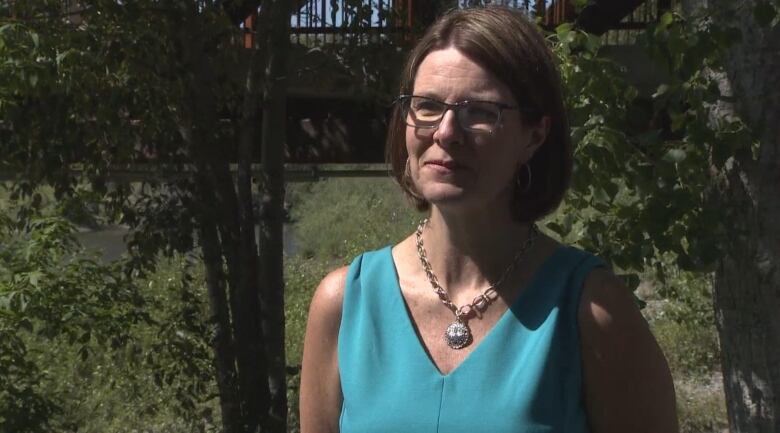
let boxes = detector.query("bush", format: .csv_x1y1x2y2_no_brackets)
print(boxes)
641,258,726,432
649,262,721,377
0,198,220,432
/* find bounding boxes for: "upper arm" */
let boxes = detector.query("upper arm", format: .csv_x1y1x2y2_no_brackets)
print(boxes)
300,266,348,433
578,268,679,433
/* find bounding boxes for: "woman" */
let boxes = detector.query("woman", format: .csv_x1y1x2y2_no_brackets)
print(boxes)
300,6,678,433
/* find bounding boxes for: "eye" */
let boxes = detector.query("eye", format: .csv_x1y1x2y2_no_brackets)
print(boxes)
412,99,444,115
463,103,499,123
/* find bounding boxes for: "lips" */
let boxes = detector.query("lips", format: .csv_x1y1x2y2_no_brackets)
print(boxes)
424,159,461,170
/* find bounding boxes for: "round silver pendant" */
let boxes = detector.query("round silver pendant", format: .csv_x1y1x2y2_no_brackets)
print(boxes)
444,321,472,349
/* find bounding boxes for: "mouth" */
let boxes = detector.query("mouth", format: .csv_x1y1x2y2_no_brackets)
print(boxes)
424,159,462,170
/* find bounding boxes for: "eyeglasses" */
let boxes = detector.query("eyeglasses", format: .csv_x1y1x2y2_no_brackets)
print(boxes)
396,95,531,134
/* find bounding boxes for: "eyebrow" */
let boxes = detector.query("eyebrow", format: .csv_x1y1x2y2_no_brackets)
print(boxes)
412,88,504,102
410,94,516,107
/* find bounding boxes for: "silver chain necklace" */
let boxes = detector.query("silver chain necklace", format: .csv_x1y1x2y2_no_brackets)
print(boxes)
414,219,539,349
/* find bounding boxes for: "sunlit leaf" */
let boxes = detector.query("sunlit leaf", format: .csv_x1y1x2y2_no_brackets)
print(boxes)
663,148,687,163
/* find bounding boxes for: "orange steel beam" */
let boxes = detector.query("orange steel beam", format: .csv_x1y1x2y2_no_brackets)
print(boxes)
243,12,256,48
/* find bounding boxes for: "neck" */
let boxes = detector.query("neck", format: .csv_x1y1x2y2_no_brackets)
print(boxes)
418,206,536,298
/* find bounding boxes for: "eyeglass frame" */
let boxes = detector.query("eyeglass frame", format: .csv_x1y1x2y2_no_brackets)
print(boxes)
395,94,539,134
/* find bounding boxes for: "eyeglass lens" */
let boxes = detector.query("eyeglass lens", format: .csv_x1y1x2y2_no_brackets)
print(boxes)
404,96,500,133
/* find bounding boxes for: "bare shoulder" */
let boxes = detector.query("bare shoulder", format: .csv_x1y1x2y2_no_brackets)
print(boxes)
578,267,679,433
578,268,643,329
310,266,349,317
299,266,349,433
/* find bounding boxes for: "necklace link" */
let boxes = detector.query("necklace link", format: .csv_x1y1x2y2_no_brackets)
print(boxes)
415,219,539,349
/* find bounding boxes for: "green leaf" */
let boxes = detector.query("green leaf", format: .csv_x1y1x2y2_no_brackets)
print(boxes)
653,83,671,98
556,23,574,35
603,180,619,200
660,11,675,28
663,148,687,163
670,110,687,132
0,294,12,310
31,32,39,49
592,187,611,204
56,49,73,66
584,33,601,54
28,270,43,288
18,292,29,313
79,331,91,344
19,318,33,332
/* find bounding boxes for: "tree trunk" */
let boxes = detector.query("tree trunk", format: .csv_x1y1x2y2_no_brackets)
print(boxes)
187,112,243,433
232,17,271,433
180,7,272,431
196,192,243,433
702,1,780,431
259,1,291,432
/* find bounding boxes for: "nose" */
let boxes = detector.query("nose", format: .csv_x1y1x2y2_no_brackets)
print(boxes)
432,108,463,147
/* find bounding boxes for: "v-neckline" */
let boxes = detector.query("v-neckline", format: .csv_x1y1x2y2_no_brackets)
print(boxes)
387,245,565,378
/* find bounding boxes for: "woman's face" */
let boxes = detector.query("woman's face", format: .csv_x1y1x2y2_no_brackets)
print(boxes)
405,47,548,215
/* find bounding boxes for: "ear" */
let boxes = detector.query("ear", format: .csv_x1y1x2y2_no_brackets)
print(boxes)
523,115,551,158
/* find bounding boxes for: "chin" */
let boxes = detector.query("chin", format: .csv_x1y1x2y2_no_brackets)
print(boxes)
419,185,475,207
419,182,515,215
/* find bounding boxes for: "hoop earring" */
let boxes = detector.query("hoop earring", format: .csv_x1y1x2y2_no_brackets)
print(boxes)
516,163,532,194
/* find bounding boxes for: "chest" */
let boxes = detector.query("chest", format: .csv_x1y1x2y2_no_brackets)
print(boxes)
399,284,514,375
338,249,592,433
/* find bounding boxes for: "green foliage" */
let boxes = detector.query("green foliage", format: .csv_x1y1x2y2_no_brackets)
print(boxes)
0,205,148,432
548,18,743,427
52,254,219,433
0,191,221,432
648,264,720,376
133,255,218,427
0,330,56,433
548,11,756,280
636,255,724,429
0,0,241,267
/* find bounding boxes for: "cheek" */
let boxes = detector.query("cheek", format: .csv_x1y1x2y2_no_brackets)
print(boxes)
405,128,425,160
475,132,524,165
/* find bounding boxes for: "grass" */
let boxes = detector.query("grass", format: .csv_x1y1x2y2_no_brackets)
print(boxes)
286,177,420,261
676,376,729,433
284,177,421,365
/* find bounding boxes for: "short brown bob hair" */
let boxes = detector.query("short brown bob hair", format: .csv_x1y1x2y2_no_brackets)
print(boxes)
386,6,571,222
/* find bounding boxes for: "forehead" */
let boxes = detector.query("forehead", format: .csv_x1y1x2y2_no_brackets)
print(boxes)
412,47,514,103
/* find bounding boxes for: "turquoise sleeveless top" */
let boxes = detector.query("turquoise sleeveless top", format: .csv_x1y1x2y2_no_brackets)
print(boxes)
338,245,606,433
